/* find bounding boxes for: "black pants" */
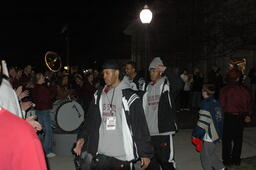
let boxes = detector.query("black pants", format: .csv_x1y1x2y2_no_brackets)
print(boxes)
91,154,134,170
146,135,175,170
222,114,245,164
175,92,181,111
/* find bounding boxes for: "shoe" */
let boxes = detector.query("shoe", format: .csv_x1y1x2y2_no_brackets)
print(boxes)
233,161,241,166
46,152,56,158
223,160,233,167
231,158,241,166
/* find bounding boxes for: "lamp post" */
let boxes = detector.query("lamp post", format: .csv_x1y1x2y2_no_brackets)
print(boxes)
60,25,70,73
140,5,153,79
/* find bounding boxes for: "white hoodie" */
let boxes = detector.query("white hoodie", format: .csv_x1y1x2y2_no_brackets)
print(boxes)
0,79,23,118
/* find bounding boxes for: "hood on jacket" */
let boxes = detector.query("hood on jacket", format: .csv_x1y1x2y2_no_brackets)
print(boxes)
149,57,164,71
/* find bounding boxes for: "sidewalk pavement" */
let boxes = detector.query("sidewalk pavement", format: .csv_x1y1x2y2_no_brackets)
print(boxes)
47,127,256,170
174,127,256,170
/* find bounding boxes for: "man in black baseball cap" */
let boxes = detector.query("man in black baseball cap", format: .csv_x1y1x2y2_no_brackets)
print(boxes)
74,59,153,170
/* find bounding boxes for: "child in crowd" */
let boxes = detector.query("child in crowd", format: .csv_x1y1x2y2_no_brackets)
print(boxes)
192,84,226,170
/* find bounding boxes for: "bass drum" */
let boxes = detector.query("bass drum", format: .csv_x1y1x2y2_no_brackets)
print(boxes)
54,100,85,133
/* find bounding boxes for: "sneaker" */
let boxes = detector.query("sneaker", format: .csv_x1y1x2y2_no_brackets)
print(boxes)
233,161,241,166
46,152,56,158
223,160,233,167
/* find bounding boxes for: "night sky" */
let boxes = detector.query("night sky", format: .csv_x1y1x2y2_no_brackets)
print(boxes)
0,1,144,69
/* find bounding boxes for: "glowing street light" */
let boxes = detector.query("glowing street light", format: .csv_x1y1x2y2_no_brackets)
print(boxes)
140,5,153,24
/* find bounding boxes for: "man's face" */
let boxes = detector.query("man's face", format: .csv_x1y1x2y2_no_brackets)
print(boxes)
62,76,68,85
125,64,135,78
202,90,208,99
17,70,23,78
87,74,94,82
25,65,32,74
75,77,83,86
150,68,161,82
194,68,199,74
39,74,45,84
9,68,17,78
103,69,119,87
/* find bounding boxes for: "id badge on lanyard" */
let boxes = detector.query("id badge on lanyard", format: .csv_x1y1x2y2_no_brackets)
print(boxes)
106,116,116,130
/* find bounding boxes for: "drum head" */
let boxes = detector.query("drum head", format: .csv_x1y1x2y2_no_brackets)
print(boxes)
56,100,84,132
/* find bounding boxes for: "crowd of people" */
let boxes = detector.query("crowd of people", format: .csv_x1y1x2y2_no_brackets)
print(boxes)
73,58,254,170
0,57,255,170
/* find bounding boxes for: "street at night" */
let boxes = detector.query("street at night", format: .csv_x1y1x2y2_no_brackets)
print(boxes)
1,0,256,170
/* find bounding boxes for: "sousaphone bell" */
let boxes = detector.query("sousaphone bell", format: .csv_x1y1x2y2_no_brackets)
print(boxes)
44,51,62,72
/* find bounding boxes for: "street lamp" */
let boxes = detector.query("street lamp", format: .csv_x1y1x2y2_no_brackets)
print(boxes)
60,24,70,74
140,5,153,24
140,5,153,79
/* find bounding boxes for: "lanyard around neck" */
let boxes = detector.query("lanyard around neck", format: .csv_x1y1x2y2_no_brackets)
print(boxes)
105,87,116,113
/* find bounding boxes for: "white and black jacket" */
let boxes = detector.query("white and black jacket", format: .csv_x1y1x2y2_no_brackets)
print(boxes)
142,68,183,133
78,87,153,161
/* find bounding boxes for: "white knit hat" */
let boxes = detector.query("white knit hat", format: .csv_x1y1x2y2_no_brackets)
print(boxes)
148,57,164,70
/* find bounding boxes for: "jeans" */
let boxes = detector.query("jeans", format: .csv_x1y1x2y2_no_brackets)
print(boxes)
36,110,53,154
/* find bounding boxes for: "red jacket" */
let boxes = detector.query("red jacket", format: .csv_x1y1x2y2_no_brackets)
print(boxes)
32,84,54,110
219,83,252,115
0,107,47,170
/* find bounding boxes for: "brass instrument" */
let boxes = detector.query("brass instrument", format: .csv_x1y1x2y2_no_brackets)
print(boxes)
44,51,62,72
